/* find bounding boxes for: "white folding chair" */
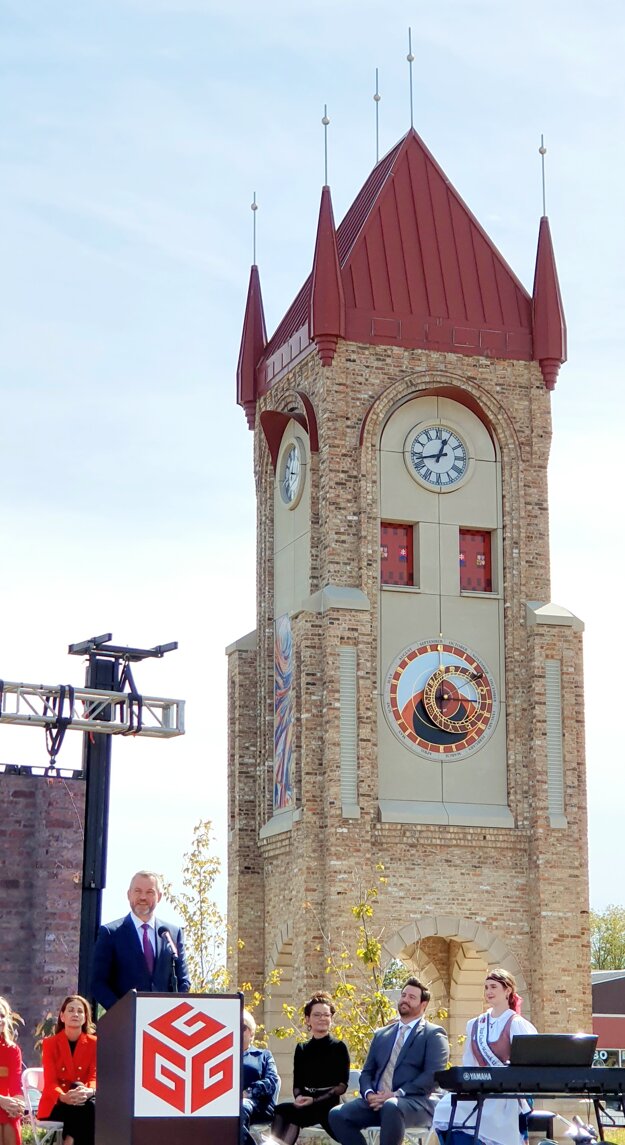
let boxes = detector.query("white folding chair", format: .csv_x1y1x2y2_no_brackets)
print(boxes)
342,1068,362,1101
21,1066,64,1145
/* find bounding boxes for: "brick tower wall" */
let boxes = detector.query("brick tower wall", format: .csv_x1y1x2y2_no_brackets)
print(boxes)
227,340,591,1043
0,772,85,1060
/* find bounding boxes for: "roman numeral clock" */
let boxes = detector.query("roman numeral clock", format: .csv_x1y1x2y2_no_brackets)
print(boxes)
405,424,469,489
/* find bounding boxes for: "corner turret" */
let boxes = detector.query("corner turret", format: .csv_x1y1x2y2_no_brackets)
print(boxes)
532,216,567,390
309,184,345,366
236,265,267,428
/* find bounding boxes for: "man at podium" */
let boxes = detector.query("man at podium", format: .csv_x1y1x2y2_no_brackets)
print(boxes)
91,870,191,1010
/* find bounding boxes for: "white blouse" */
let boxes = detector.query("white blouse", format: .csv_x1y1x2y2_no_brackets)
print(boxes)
433,1011,537,1145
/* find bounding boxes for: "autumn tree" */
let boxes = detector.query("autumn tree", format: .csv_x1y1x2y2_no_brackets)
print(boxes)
162,819,227,991
272,867,452,1068
590,904,625,969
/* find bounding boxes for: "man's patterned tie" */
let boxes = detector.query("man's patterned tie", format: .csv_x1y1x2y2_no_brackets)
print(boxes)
380,1023,407,1092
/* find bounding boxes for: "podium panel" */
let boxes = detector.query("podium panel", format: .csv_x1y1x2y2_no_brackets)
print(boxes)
96,991,241,1145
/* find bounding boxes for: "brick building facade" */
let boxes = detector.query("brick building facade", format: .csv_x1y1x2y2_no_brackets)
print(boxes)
227,127,591,1073
0,770,85,1059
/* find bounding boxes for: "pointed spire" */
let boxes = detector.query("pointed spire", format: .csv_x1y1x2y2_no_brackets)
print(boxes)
532,216,567,390
236,264,267,428
309,185,345,367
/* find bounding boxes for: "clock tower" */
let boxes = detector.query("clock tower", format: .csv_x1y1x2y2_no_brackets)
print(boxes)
227,127,590,1057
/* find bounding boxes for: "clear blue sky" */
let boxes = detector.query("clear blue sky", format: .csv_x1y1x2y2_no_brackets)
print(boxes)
1,0,623,918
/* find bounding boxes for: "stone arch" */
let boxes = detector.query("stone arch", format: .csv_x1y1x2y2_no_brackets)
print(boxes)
359,366,525,464
265,921,294,1087
382,914,529,1059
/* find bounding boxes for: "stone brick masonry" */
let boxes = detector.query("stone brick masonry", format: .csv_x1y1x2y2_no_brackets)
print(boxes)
227,339,591,1057
0,772,85,1060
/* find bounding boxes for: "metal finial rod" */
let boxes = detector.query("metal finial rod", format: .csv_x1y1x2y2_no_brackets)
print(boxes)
322,105,330,185
539,134,547,217
251,192,258,264
407,27,415,129
374,67,381,164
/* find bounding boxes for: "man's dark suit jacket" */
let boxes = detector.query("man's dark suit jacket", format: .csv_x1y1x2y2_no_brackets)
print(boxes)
91,913,191,1011
359,1018,449,1116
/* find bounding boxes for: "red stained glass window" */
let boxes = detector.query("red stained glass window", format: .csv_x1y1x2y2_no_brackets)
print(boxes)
381,523,414,586
459,529,492,592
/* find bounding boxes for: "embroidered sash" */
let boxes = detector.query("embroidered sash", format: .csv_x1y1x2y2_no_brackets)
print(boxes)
471,1011,514,1068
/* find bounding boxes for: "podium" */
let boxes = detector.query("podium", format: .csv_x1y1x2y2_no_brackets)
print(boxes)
96,991,242,1145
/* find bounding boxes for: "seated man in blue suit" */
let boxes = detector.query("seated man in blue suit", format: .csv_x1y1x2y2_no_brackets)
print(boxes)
91,869,191,1010
241,1009,279,1145
329,977,449,1145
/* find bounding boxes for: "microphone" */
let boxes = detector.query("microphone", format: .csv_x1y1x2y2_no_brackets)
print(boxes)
158,926,178,958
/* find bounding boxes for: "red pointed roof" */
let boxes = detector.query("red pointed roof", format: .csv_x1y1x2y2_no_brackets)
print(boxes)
309,185,345,366
257,128,534,392
532,216,567,390
236,265,267,427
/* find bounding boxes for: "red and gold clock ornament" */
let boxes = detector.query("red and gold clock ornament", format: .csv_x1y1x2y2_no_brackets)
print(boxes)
384,640,499,759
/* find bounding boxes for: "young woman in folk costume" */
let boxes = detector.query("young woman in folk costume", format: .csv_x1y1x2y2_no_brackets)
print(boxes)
433,969,537,1145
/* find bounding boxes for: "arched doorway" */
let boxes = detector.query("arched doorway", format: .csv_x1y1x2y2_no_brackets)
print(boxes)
382,916,529,1058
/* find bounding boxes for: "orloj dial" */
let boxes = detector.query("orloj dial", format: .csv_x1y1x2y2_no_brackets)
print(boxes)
404,423,469,489
384,640,498,759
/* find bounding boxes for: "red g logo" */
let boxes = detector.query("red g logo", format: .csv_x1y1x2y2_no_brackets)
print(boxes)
141,1002,235,1114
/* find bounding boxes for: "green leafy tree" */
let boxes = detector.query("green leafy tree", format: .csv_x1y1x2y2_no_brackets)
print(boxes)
590,904,625,969
162,819,227,991
161,822,284,1048
271,867,452,1068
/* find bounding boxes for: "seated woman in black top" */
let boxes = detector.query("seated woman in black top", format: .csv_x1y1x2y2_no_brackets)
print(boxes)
271,991,349,1145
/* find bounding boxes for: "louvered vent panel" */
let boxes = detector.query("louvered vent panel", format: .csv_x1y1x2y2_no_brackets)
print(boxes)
545,659,564,816
339,647,358,804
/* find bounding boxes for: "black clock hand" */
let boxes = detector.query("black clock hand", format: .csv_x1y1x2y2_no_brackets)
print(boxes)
421,436,451,463
421,447,449,461
435,437,448,463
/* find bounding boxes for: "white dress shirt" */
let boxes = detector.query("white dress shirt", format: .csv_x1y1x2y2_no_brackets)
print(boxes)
131,911,156,955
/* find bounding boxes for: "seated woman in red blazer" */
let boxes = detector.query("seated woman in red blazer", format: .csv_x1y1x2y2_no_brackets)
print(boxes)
39,995,97,1145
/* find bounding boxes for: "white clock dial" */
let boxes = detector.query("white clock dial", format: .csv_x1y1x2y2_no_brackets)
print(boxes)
279,438,306,508
404,424,469,489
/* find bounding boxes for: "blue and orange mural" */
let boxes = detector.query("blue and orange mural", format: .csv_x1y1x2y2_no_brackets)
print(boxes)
274,613,295,810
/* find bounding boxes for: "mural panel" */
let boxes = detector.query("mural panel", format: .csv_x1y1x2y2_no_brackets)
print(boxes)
274,613,295,809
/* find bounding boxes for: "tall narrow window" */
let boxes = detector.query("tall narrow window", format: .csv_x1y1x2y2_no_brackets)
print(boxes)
381,523,414,586
459,529,492,592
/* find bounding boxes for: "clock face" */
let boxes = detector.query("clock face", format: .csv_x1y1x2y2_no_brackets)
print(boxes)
404,424,469,489
383,640,498,759
279,438,305,508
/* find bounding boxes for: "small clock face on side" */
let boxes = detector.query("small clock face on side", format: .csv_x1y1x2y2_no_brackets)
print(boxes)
279,438,306,508
383,639,498,759
404,423,469,490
